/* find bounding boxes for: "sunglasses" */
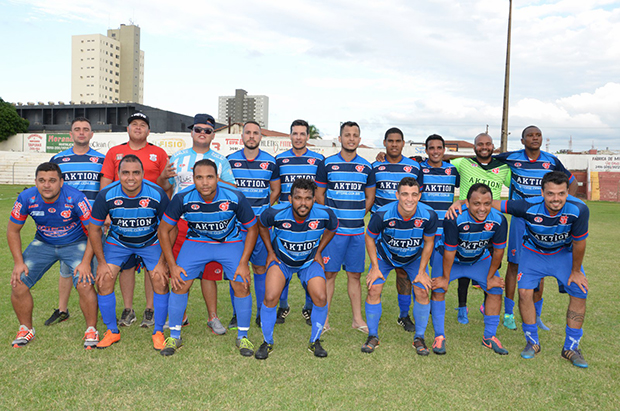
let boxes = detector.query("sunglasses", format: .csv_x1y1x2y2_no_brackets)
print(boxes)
193,127,214,135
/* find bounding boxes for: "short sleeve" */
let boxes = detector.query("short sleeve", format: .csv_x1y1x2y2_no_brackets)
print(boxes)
326,207,339,231
162,194,183,226
366,212,384,238
90,191,109,225
442,217,459,250
424,209,438,237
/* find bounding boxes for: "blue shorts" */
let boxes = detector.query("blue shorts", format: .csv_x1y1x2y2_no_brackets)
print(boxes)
20,238,93,288
370,257,429,290
518,247,587,299
431,252,503,295
103,242,162,271
323,234,365,273
250,234,268,267
177,240,245,282
267,260,326,289
507,216,525,264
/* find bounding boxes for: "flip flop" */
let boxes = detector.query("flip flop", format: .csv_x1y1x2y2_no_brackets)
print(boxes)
353,325,368,333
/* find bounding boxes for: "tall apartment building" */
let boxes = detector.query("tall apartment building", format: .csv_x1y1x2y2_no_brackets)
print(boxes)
218,89,269,128
71,24,144,104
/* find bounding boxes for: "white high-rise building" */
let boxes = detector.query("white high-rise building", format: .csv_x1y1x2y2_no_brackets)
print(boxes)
218,89,269,128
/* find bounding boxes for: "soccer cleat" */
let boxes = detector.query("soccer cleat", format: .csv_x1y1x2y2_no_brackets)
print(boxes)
397,315,415,332
276,306,291,324
361,336,380,353
536,315,550,331
456,307,469,325
228,315,238,330
152,331,165,351
44,309,70,326
503,314,517,330
302,307,312,326
83,327,99,350
482,336,509,355
413,337,430,356
521,341,542,359
207,317,226,335
255,341,273,360
118,309,136,327
237,337,255,357
308,340,328,358
432,335,446,355
96,330,120,349
160,337,183,357
561,348,588,368
12,325,35,348
140,308,154,328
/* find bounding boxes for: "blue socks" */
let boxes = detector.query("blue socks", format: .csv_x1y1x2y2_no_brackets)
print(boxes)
522,322,539,345
254,272,266,316
534,298,544,317
430,300,445,337
229,283,236,316
153,291,169,333
504,297,515,315
310,303,328,343
483,315,500,339
279,282,289,310
260,305,277,344
98,292,118,334
564,326,583,351
168,292,188,339
365,301,382,337
234,294,252,338
413,301,430,339
398,293,411,318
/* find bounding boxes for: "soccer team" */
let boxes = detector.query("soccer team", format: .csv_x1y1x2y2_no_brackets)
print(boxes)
7,113,590,368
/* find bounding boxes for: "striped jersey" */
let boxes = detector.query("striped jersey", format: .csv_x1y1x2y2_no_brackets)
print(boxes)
169,148,235,195
276,148,324,203
50,148,106,206
91,180,169,248
316,153,376,235
417,159,460,237
228,149,279,216
371,156,421,213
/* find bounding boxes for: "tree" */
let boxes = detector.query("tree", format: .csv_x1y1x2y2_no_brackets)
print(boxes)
0,97,29,142
309,124,322,139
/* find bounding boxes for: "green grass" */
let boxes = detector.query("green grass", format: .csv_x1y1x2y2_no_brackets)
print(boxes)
0,185,618,410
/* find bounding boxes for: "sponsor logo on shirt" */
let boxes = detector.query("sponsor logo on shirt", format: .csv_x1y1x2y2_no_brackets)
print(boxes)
332,165,340,170
423,168,430,173
282,159,290,164
463,224,470,231
514,162,522,168
116,154,123,160
378,166,386,171
282,222,291,229
139,199,150,208
48,208,56,213
219,201,229,211
114,199,123,206
31,211,44,216
389,220,395,227
234,162,242,167
78,201,90,216
191,204,200,210
60,210,71,218
62,157,70,162
534,216,543,223
492,168,499,174
12,202,22,218
484,222,494,231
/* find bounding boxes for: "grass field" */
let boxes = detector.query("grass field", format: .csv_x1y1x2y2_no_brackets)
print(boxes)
0,184,618,410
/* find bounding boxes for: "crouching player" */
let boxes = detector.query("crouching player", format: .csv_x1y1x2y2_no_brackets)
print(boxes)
158,159,258,357
363,177,437,354
254,178,337,359
432,183,508,355
89,155,170,350
8,162,98,348
498,171,590,367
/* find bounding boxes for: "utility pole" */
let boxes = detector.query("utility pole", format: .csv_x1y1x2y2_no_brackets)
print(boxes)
500,0,513,153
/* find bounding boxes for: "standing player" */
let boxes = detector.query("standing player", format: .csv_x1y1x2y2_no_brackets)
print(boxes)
158,159,258,357
316,121,376,332
372,127,421,333
165,113,236,335
431,184,509,356
450,133,510,324
100,112,170,328
90,155,170,350
8,162,99,349
363,177,436,353
47,117,105,326
496,172,589,367
495,125,577,331
255,178,337,359
228,121,280,326
275,119,324,324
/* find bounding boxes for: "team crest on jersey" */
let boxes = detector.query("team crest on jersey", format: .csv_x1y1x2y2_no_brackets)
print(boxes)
308,221,319,230
514,162,522,168
355,165,365,173
62,157,70,162
471,163,478,168
282,159,290,164
219,201,230,211
423,168,430,173
260,162,269,170
282,222,292,229
191,204,200,210
234,162,242,167
114,199,123,206
378,166,386,171
332,165,340,170
116,154,123,160
542,162,550,169
149,154,157,162
404,166,412,173
90,157,100,163
389,220,395,227
323,256,330,264
139,199,150,208
492,168,499,174
560,215,568,224
484,222,494,231
534,216,543,223
414,219,423,228
307,158,316,165
445,168,451,175
463,224,470,231
48,208,56,213
60,210,71,218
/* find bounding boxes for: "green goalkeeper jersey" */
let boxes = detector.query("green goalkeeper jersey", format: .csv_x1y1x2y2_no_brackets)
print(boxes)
451,157,511,200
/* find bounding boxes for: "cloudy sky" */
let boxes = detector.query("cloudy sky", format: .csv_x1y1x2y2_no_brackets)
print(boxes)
1,0,619,151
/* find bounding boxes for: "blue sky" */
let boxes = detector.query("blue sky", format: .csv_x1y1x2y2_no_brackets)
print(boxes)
1,0,619,151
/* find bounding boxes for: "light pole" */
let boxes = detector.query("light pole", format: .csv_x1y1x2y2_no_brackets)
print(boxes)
500,0,513,153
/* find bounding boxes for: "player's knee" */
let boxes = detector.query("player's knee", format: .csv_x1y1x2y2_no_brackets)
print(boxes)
11,282,30,299
263,292,279,307
414,287,429,304
518,288,534,301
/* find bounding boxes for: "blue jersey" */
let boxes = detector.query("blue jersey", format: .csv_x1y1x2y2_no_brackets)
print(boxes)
50,148,105,207
227,149,279,216
501,195,588,254
163,183,256,243
371,156,421,213
11,185,91,245
169,148,236,195
276,148,324,203
494,150,575,200
91,180,169,248
316,153,376,235
417,160,460,237
260,203,338,269
367,201,437,267
442,207,507,265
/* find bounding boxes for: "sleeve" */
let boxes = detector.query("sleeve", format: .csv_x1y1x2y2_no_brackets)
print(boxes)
502,199,530,218
454,166,460,188
270,161,280,181
492,214,508,249
235,191,256,227
570,202,589,240
416,170,424,190
157,190,171,221
75,192,92,226
366,165,376,188
442,217,459,250
157,149,169,174
424,209,438,237
219,158,236,185
168,153,178,186
101,150,117,181
162,194,183,226
9,193,28,224
326,207,339,231
259,206,275,228
90,191,109,226
315,160,327,187
503,167,512,188
366,212,383,239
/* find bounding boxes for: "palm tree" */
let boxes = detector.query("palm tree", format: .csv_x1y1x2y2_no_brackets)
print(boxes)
309,124,322,139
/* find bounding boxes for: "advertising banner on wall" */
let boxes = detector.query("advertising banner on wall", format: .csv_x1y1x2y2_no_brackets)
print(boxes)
46,133,73,153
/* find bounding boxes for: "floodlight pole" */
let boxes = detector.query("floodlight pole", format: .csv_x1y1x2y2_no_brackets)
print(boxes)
500,0,513,153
